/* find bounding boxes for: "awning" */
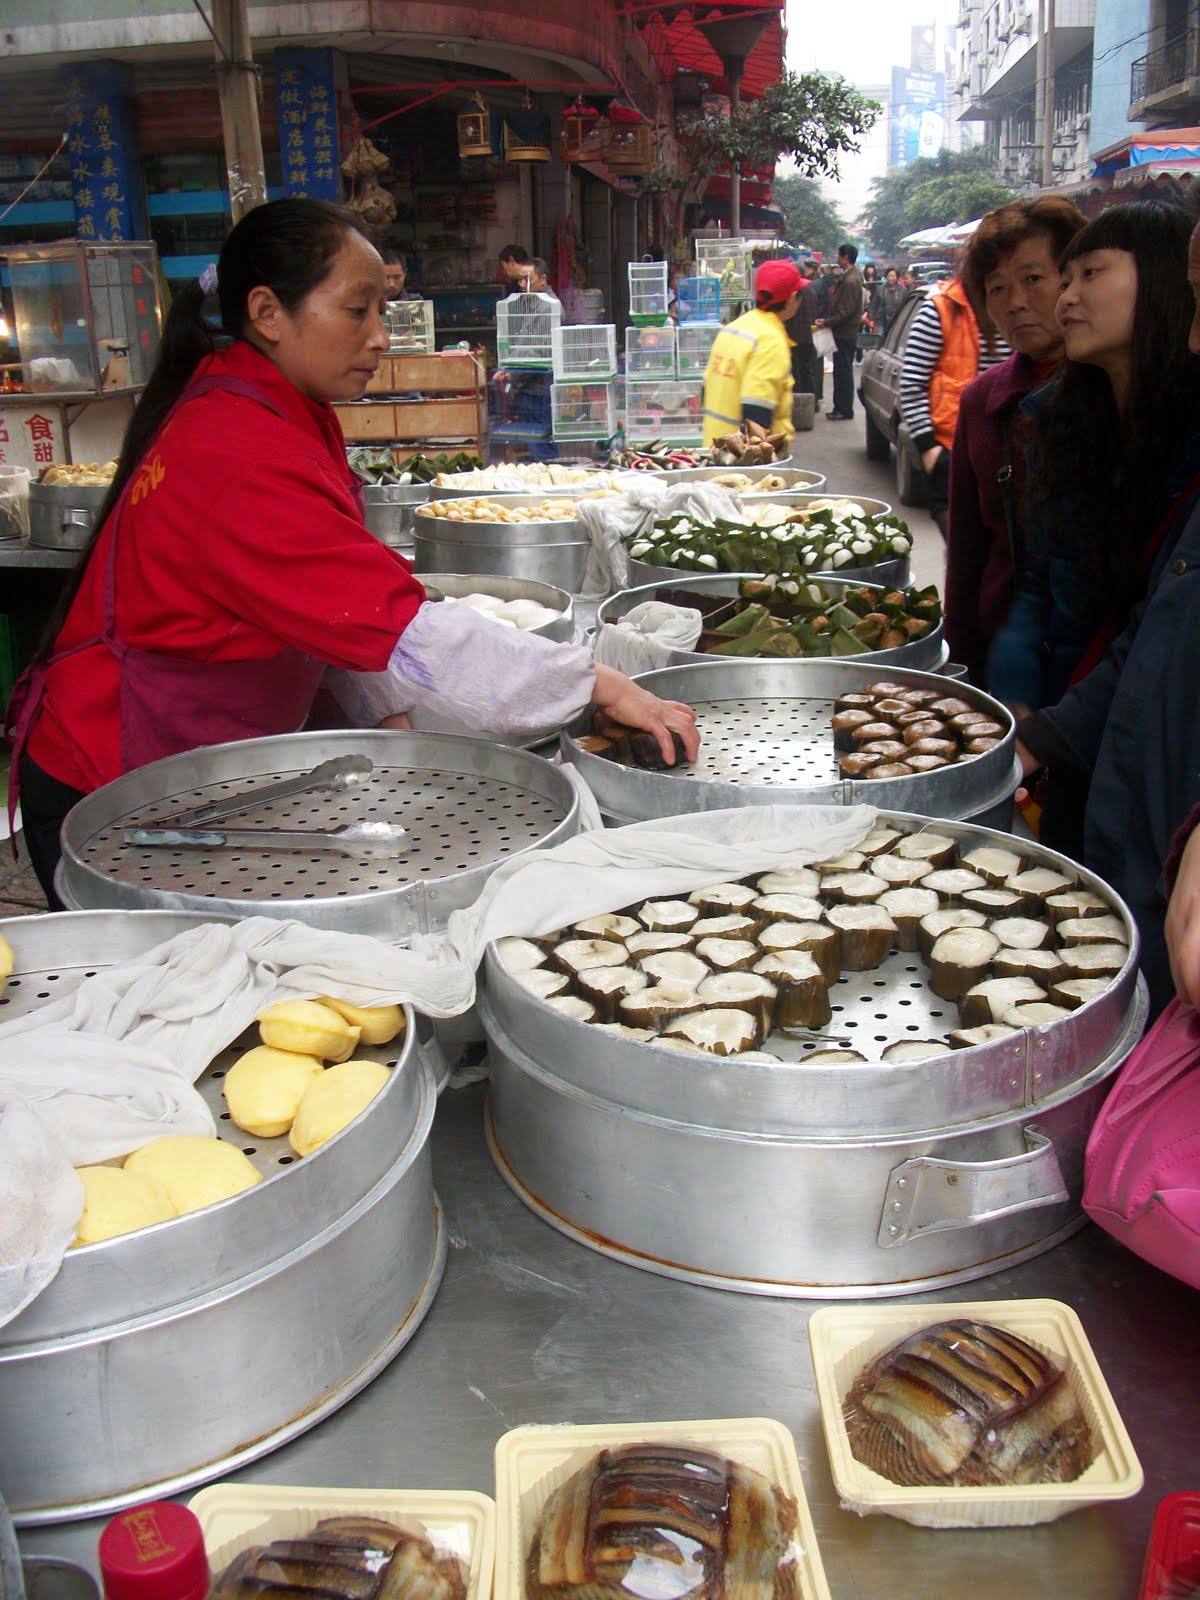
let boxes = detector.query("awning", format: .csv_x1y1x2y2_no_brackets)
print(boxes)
621,1,785,101
700,196,785,230
1091,126,1200,178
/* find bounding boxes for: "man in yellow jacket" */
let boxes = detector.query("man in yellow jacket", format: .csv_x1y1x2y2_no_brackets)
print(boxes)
702,259,802,448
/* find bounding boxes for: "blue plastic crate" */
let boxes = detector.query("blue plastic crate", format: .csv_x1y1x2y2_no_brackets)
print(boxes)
676,276,720,324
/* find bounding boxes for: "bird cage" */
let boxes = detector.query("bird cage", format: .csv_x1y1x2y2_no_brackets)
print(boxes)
603,111,654,174
457,93,501,158
562,99,603,163
552,381,617,441
675,323,720,377
384,299,435,353
504,94,553,163
624,379,704,444
625,324,676,383
628,260,669,327
695,238,751,301
552,323,618,381
676,275,721,324
496,290,561,368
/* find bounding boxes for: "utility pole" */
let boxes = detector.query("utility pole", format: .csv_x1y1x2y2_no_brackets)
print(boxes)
1036,0,1056,187
211,0,268,219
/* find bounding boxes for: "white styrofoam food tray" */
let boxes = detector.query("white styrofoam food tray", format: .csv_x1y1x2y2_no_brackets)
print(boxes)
808,1298,1143,1527
494,1416,830,1600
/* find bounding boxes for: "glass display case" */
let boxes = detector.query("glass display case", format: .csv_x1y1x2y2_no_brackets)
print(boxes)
4,241,162,396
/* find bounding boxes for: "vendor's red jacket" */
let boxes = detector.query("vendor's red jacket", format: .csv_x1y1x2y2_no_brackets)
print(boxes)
28,340,424,793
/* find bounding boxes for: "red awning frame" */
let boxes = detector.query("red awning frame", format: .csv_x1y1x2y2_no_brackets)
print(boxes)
616,1,785,101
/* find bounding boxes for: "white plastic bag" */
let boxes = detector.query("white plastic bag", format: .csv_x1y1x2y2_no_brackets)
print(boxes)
0,467,31,539
813,327,835,360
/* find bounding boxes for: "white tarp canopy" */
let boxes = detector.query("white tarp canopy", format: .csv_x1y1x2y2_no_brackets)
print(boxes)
898,218,982,250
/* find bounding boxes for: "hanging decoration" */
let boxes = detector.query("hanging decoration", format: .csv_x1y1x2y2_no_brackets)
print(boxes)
602,102,654,175
504,90,553,163
457,91,502,158
562,97,602,163
340,134,396,228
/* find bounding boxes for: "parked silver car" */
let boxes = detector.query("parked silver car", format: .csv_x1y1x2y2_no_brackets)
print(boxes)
857,287,928,508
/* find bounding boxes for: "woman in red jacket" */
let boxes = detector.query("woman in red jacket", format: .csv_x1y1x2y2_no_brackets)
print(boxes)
7,199,697,905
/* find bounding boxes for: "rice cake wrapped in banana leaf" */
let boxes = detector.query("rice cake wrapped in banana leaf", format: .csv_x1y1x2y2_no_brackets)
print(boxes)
958,976,1046,1029
877,887,939,952
825,905,897,970
992,946,1065,984
639,950,711,988
695,971,778,1038
880,1039,953,1062
574,966,651,1023
917,907,987,962
928,927,1001,1001
753,950,830,1030
663,1008,760,1056
758,920,841,985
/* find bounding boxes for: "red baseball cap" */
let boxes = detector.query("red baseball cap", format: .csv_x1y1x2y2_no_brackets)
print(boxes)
755,259,804,308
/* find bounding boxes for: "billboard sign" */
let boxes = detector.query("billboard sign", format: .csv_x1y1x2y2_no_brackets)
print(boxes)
889,66,946,167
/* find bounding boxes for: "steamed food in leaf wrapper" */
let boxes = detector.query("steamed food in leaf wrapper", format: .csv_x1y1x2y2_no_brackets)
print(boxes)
213,1515,468,1600
526,1444,801,1600
843,1319,1097,1488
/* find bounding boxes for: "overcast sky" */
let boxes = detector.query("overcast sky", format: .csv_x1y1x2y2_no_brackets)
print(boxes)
783,0,961,226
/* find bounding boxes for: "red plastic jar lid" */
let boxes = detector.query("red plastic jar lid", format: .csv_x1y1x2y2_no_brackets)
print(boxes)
99,1502,210,1600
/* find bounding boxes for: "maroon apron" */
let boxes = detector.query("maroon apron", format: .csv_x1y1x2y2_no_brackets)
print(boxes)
5,373,343,832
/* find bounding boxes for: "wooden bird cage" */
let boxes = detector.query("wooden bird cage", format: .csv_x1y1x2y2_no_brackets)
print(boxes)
457,93,500,158
603,112,654,174
504,95,552,163
562,100,603,163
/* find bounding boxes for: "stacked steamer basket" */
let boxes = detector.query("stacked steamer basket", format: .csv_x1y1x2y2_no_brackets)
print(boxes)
0,911,439,1522
480,813,1148,1296
55,729,581,938
412,493,594,594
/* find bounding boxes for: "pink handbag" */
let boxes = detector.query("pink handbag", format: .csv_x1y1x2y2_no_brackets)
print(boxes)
1083,997,1200,1290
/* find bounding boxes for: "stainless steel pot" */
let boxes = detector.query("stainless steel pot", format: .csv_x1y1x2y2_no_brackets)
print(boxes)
419,573,573,642
414,494,591,593
360,483,431,550
55,730,581,938
596,573,946,672
0,910,443,1523
480,813,1148,1297
562,659,1019,828
27,483,107,551
739,490,894,518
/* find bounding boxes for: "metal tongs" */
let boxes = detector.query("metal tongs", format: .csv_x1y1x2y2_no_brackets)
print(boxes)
123,754,407,857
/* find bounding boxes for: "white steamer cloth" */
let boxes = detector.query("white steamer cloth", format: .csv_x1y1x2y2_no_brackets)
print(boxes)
577,479,745,598
0,803,874,1325
592,600,704,677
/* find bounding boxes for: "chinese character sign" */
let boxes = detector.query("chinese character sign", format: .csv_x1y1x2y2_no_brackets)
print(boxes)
275,49,343,201
889,67,946,168
61,63,147,241
0,408,66,472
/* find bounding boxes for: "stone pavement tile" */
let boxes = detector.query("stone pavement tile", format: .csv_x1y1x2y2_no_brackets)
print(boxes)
0,843,48,916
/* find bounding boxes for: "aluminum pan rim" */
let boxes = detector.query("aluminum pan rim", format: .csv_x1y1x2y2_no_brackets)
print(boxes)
418,573,573,642
626,555,912,592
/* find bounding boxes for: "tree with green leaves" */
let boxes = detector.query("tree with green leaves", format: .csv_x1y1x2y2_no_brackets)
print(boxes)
643,70,879,260
859,146,1016,255
771,174,844,256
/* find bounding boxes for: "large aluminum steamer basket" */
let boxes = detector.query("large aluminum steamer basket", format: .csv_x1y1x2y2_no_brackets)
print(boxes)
420,573,574,643
480,813,1148,1298
597,573,947,672
562,660,1019,828
0,910,442,1523
361,483,431,550
27,482,107,550
56,730,581,938
413,493,591,593
643,465,827,493
428,470,634,501
740,491,893,517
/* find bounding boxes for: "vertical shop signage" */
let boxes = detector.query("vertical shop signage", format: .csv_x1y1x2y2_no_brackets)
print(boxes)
61,62,147,241
275,49,342,201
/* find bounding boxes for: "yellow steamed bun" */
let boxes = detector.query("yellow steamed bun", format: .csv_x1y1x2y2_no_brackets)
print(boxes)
289,1059,391,1156
319,996,406,1046
74,1164,176,1246
257,998,360,1062
124,1136,261,1214
223,1045,325,1137
0,933,13,984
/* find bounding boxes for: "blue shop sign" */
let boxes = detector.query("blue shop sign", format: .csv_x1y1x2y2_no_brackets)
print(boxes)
275,49,342,201
61,64,146,241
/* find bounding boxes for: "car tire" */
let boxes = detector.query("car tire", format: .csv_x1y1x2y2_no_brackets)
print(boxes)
896,439,927,507
865,410,890,462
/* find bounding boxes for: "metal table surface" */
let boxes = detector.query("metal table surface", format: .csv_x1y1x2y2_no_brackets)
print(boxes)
14,1080,1198,1597
0,541,78,569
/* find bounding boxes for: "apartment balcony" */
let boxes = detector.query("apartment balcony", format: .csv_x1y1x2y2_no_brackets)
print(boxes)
1130,14,1200,126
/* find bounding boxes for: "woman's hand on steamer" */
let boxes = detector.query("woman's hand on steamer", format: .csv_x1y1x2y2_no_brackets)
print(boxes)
592,664,700,765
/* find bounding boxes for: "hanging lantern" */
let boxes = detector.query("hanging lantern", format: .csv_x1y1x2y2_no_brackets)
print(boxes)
562,97,602,163
457,92,501,158
504,90,553,163
603,103,654,174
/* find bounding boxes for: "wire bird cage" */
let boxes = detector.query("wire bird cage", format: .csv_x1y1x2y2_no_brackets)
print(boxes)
496,291,561,368
552,323,617,381
623,379,704,444
384,299,435,353
552,381,617,441
676,275,721,324
628,260,669,327
695,238,752,302
625,324,676,383
675,323,720,377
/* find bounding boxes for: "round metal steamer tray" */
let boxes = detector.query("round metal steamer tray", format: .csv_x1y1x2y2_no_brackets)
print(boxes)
0,911,443,1523
360,483,431,551
597,572,947,673
413,492,591,593
480,813,1148,1298
562,659,1020,829
56,731,580,937
643,466,827,493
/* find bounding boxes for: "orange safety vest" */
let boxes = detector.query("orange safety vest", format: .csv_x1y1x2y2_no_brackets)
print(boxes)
928,278,980,450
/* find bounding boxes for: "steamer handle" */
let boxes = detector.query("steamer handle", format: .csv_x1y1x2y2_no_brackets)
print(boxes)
875,1126,1068,1248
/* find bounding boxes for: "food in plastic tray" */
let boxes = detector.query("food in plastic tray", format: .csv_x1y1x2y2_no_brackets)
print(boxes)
807,1300,1143,1527
627,503,911,574
493,1418,830,1600
1138,1492,1200,1600
492,823,1131,1061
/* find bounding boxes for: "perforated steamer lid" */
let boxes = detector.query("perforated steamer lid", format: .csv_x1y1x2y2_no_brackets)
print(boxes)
57,730,580,937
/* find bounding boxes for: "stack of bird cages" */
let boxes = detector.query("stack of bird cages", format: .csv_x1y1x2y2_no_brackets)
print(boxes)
385,299,436,353
675,322,720,378
623,379,703,445
628,261,669,327
552,324,618,381
551,381,618,442
676,275,721,324
496,291,561,368
625,324,676,383
695,238,751,303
